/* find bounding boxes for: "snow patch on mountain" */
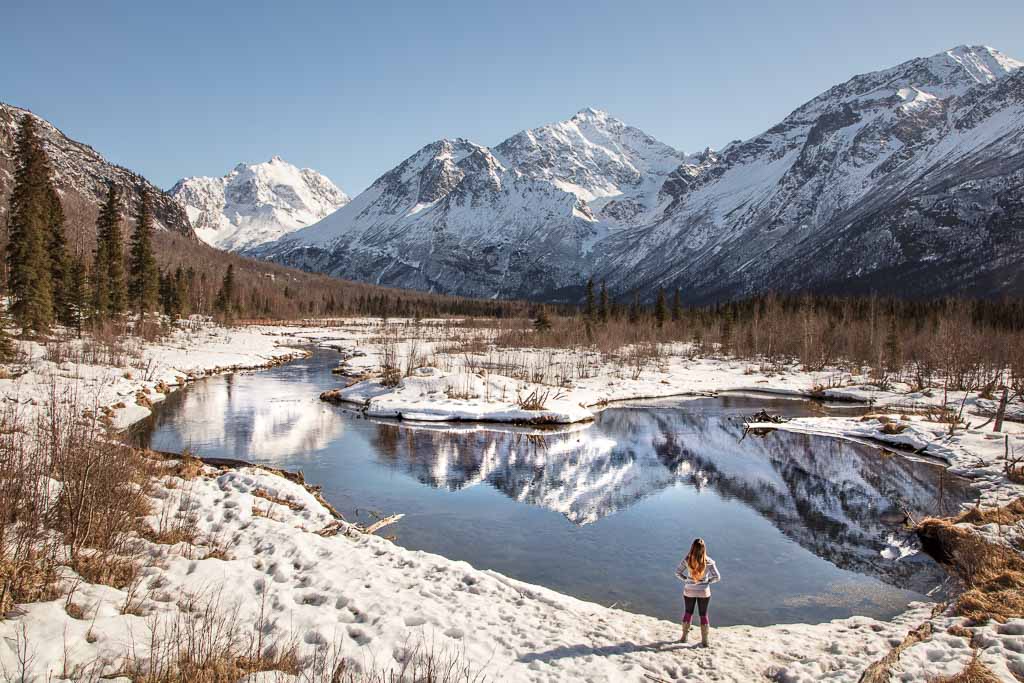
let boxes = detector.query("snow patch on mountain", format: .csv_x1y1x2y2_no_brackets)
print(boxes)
170,156,349,250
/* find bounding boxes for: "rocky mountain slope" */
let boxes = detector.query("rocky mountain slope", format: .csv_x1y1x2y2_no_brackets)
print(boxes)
254,45,1024,302
0,102,194,238
170,157,349,250
598,44,1024,302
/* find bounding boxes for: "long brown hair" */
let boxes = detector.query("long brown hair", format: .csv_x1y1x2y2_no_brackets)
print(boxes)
686,538,707,580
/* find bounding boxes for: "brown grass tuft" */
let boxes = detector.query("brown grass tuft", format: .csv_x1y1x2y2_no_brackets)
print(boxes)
917,508,1024,624
175,451,205,480
880,421,908,435
927,654,1002,683
858,622,932,683
954,498,1024,527
252,487,304,512
69,552,140,590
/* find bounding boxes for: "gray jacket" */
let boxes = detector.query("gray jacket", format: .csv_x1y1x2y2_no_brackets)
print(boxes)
675,557,721,598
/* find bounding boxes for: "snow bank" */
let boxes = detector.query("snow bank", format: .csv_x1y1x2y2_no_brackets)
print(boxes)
0,462,942,682
0,319,306,430
324,366,593,424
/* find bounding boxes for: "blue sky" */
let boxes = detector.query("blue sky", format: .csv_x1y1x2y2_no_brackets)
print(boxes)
4,0,1023,194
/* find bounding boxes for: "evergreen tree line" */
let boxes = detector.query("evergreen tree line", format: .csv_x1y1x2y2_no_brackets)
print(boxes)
3,116,168,344
577,278,1024,335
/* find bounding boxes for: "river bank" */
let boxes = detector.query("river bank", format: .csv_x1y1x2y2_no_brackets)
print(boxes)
1,317,1022,681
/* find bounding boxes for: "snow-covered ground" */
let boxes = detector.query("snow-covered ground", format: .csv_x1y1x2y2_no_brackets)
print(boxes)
0,320,307,430
296,320,1014,427
2,317,1023,681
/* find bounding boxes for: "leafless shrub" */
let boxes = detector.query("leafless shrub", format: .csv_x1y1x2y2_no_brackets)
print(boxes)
516,388,560,411
46,400,154,561
379,335,401,388
0,383,158,615
0,406,63,614
114,587,489,683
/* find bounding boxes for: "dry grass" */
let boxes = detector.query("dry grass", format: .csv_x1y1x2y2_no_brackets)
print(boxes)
956,498,1024,526
174,451,206,480
106,587,489,683
516,388,554,411
879,421,908,435
917,498,1024,624
252,487,304,512
858,621,932,683
69,552,141,590
927,654,1002,683
0,383,161,614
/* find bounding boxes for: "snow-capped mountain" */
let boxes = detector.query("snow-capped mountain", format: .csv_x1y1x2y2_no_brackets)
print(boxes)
254,136,603,298
0,102,194,236
170,156,349,250
597,44,1024,301
255,45,1024,302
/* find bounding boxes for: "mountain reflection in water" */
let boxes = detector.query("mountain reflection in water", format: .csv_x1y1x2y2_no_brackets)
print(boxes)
367,408,968,595
136,351,973,626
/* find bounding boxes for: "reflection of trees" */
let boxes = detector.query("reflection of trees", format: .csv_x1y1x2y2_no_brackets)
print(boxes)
368,408,970,592
133,361,344,459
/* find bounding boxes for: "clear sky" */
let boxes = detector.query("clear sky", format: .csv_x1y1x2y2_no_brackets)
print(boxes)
4,0,1023,195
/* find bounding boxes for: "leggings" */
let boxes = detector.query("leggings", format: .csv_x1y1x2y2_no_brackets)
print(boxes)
683,596,710,625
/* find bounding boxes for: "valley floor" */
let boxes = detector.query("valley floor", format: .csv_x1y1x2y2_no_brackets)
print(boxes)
2,318,1023,682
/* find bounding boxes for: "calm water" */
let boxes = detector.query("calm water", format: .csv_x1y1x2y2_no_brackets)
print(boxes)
132,350,970,627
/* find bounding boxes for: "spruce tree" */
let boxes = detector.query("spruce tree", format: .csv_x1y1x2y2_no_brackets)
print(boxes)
0,309,13,362
533,306,552,332
598,281,609,322
884,315,901,375
66,254,88,337
158,270,171,316
0,293,15,361
654,288,667,327
628,292,641,324
92,185,127,321
672,288,682,322
46,184,72,326
720,313,733,356
215,264,235,320
584,278,595,319
174,266,190,317
106,195,128,318
129,189,159,317
6,115,55,333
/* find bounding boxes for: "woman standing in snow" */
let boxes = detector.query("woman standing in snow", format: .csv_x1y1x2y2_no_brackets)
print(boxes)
675,538,720,647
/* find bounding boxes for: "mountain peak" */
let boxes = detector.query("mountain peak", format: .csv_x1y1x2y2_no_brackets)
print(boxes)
171,158,349,251
572,107,611,122
493,108,684,211
927,44,1023,84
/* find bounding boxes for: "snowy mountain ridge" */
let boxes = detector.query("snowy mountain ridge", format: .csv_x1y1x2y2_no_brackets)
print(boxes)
170,156,349,250
253,45,1024,302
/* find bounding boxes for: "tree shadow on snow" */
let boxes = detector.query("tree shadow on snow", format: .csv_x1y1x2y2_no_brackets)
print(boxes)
518,638,695,663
